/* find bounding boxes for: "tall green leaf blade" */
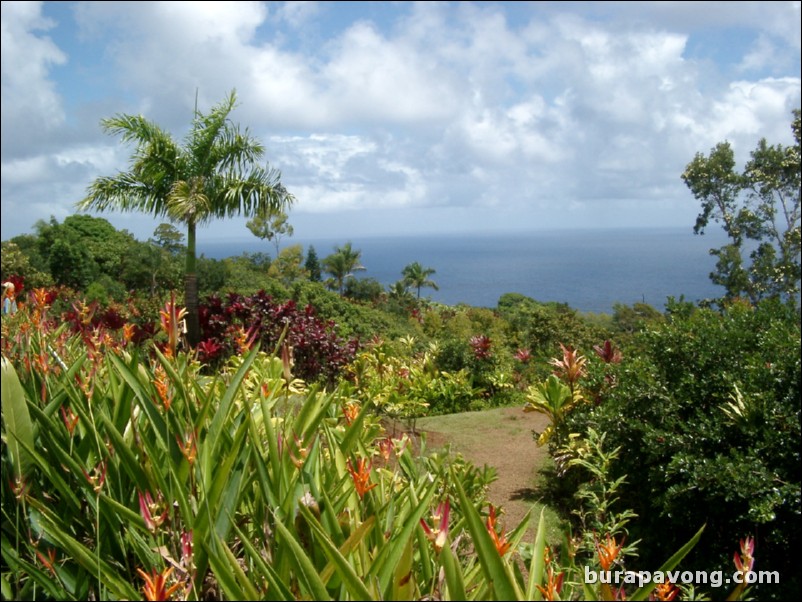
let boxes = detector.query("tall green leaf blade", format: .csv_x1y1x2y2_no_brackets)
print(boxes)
528,508,547,601
1,357,34,480
453,476,519,601
299,505,374,600
272,513,332,601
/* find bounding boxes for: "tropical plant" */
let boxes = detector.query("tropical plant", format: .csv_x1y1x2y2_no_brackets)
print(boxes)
322,242,365,295
77,89,295,345
401,261,439,299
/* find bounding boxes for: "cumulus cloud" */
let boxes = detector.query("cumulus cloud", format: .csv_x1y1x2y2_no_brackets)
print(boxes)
1,1,800,241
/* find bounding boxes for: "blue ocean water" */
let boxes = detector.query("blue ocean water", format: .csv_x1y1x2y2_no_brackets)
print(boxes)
199,227,729,315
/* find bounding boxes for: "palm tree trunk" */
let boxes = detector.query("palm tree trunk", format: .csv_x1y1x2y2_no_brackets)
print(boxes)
185,221,201,346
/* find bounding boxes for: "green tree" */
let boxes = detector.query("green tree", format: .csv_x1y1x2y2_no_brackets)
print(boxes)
682,109,801,307
77,89,295,345
304,245,322,282
322,242,365,295
246,210,294,258
268,244,307,286
401,261,439,299
0,241,53,289
150,223,185,255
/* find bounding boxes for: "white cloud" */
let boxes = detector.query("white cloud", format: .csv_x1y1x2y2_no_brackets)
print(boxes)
0,1,66,155
1,1,800,241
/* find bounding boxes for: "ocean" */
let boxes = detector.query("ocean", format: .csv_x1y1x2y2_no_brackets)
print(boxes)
198,227,729,315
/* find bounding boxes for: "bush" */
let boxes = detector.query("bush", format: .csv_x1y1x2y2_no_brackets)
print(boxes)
564,298,801,600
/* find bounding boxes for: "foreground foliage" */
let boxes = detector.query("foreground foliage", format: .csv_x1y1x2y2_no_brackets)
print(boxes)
2,291,742,601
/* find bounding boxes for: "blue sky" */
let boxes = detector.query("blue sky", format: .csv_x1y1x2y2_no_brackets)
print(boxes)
2,1,800,243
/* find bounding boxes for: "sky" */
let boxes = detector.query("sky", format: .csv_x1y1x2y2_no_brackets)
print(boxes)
1,1,800,244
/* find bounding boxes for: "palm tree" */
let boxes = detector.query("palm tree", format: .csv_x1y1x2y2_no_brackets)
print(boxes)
401,261,439,299
77,90,294,345
322,242,365,295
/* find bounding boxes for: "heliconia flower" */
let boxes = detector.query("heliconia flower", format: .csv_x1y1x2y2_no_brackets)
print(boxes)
9,476,29,501
177,431,197,465
153,364,172,411
652,582,679,601
347,457,377,499
35,547,58,577
60,405,79,436
486,504,511,556
139,490,169,532
82,460,107,493
734,535,755,574
291,434,310,469
122,323,136,344
536,556,565,602
137,566,182,601
420,499,451,553
377,436,395,462
343,401,360,425
159,292,187,358
234,325,259,353
596,534,623,571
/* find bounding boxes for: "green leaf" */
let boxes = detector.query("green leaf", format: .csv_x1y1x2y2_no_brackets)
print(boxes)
272,512,332,601
453,475,520,601
1,357,35,480
440,539,468,601
369,477,438,597
28,501,139,600
205,533,261,601
527,508,547,601
300,505,375,600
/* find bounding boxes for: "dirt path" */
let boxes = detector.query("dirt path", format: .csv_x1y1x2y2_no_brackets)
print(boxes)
414,406,552,531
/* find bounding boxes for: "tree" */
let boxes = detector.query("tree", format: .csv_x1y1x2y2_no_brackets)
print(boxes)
401,261,439,299
322,242,365,295
268,244,307,286
246,210,294,258
77,90,295,345
305,245,322,282
682,109,801,307
150,223,185,255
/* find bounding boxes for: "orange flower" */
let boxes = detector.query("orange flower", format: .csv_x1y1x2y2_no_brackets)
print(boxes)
159,293,187,358
596,534,623,571
343,401,360,425
137,567,182,601
653,582,679,601
536,567,564,601
347,457,377,499
486,504,511,556
35,547,58,577
734,535,755,574
153,364,172,411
